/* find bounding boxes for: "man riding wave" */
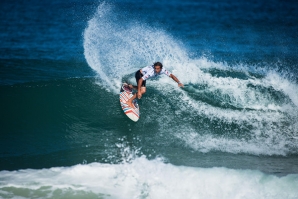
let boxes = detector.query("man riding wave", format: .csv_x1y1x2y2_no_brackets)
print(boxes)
126,62,184,108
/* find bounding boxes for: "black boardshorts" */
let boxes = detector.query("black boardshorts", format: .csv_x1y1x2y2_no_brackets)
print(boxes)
135,70,146,87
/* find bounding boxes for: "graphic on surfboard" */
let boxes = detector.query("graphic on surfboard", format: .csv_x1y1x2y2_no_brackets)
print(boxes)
120,83,140,122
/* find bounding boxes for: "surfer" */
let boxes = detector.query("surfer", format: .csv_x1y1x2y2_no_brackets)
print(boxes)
126,62,184,108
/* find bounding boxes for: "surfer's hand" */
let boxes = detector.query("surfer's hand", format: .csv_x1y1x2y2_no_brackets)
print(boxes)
178,82,184,87
137,92,142,99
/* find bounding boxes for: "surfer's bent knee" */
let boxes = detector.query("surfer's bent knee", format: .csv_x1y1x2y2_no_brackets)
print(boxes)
141,87,146,94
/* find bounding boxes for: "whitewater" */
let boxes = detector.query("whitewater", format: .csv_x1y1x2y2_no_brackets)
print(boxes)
1,156,298,199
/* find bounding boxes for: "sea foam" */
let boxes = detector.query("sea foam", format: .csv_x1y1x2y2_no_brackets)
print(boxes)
0,157,297,199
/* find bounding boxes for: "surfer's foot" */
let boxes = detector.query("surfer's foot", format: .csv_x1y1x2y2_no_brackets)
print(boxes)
128,84,133,89
126,99,134,108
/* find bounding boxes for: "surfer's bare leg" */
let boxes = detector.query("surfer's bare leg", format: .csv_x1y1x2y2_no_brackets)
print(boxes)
128,84,137,90
127,87,146,108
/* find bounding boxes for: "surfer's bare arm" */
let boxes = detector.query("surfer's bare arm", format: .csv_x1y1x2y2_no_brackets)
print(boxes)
137,78,143,99
170,74,184,87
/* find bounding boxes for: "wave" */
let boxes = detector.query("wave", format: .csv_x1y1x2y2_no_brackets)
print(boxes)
82,3,298,156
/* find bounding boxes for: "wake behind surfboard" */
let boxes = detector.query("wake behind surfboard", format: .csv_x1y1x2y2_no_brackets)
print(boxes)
119,83,140,122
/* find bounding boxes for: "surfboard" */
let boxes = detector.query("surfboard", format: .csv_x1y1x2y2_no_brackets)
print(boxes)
119,83,140,122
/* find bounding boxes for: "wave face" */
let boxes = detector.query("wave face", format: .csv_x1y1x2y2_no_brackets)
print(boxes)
83,3,298,156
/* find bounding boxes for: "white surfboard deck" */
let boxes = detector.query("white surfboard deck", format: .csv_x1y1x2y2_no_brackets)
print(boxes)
119,83,140,122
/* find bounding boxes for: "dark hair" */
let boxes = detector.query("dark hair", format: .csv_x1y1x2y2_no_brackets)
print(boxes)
153,62,163,68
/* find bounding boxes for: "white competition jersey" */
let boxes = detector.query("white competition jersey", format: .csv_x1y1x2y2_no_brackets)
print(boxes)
141,65,171,80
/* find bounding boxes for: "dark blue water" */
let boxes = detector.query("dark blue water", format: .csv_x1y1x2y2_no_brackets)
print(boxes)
1,0,298,198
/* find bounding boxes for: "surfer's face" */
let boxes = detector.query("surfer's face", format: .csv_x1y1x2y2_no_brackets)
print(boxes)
154,66,161,74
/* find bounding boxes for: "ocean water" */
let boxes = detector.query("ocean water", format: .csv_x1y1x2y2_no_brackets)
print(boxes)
1,0,298,198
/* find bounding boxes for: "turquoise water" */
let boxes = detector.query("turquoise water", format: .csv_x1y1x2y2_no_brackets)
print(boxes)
1,0,298,198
